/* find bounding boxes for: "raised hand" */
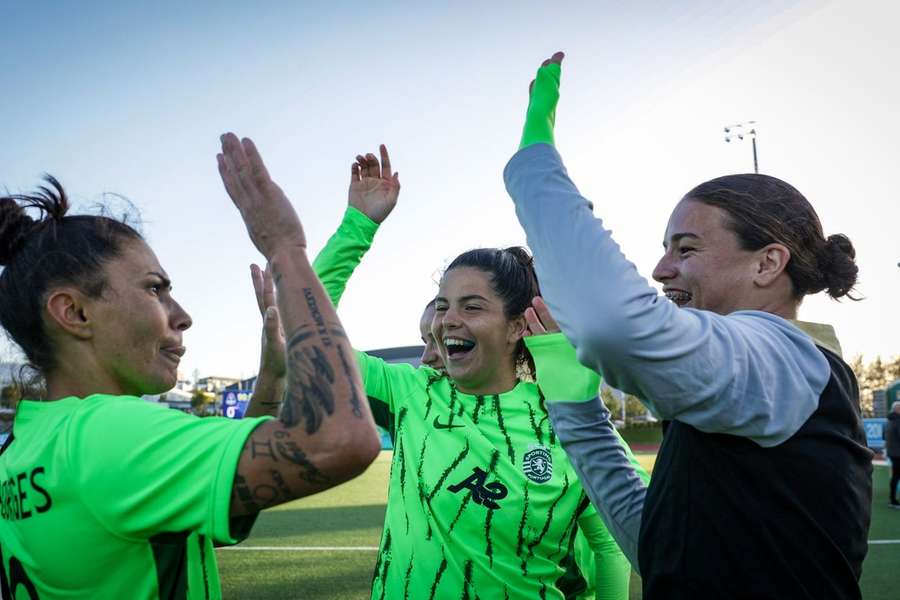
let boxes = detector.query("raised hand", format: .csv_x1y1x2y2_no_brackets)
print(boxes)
217,132,306,259
348,144,400,224
524,296,561,336
528,51,565,96
519,51,565,150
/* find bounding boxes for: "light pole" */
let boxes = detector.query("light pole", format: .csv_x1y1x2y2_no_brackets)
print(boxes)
724,121,758,174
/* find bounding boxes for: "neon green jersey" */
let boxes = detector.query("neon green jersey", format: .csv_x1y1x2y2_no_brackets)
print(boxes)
313,206,644,599
0,395,268,599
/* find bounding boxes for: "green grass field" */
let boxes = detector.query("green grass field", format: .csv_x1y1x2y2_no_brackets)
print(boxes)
217,452,898,599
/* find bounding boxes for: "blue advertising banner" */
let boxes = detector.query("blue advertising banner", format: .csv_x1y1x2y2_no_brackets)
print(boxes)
863,418,887,451
223,390,252,419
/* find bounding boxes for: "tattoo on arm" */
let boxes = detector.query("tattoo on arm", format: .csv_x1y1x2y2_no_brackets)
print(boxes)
304,288,332,347
273,430,331,485
281,343,336,432
233,473,262,514
277,289,359,433
250,438,278,461
282,321,334,432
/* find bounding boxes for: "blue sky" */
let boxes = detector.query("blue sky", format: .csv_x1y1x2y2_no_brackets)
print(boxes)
2,0,897,379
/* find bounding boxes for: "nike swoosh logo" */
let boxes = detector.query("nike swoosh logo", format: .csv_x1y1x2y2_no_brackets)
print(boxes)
433,416,465,430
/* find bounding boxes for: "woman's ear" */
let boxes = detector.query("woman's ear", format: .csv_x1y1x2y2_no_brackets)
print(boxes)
45,288,94,341
753,243,791,289
507,313,529,345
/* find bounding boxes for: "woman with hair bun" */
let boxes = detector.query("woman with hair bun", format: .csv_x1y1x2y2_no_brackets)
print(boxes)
505,52,872,599
0,133,381,599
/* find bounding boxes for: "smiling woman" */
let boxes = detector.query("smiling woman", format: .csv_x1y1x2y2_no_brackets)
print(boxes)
303,146,650,600
433,247,538,395
0,135,380,600
506,52,872,600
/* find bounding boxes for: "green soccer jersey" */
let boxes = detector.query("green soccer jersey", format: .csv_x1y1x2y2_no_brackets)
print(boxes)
313,206,646,599
0,394,269,599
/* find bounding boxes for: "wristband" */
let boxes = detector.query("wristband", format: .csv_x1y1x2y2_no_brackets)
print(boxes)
525,332,600,402
519,62,561,149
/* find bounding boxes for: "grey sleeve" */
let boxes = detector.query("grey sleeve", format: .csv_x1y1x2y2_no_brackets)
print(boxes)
547,397,646,571
505,144,831,447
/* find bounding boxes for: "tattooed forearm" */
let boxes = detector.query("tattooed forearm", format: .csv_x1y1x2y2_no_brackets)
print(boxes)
250,438,278,461
303,288,332,347
274,430,331,485
233,473,262,514
281,343,336,432
286,324,315,350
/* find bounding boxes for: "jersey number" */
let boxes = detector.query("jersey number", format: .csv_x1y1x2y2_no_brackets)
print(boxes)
0,545,39,600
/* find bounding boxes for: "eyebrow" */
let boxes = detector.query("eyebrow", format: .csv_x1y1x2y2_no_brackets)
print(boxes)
433,294,490,304
663,232,701,249
147,271,172,288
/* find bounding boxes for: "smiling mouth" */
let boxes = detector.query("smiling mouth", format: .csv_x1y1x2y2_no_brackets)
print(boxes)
443,337,476,360
664,290,693,307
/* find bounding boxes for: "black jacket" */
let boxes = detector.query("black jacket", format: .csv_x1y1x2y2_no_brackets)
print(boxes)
886,412,900,457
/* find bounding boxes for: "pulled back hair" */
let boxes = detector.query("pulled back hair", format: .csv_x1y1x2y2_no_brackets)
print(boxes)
685,174,859,301
445,246,541,376
0,176,143,375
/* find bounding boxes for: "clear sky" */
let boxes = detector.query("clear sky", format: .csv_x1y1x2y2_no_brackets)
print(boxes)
2,0,897,379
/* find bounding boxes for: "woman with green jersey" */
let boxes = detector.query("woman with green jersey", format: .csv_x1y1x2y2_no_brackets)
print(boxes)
0,134,380,600
304,147,649,599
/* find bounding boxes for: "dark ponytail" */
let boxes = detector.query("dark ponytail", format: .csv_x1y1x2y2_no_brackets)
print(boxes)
819,234,858,300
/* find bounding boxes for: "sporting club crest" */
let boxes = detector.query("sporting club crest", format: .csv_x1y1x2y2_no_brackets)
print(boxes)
522,445,552,484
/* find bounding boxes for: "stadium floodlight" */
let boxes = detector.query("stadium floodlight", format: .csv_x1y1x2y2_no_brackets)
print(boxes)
724,121,759,174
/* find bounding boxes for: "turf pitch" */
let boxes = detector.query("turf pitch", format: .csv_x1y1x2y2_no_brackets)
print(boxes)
217,452,898,599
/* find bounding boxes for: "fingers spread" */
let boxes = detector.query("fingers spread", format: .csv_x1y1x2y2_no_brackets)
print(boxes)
356,155,369,178
365,153,379,178
379,144,392,180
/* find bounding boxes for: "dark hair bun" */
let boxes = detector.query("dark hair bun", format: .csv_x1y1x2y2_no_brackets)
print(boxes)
820,234,858,299
0,176,69,266
0,199,37,266
502,246,535,269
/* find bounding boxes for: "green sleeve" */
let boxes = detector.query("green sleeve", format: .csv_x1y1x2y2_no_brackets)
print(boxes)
69,396,271,544
577,507,631,600
526,333,650,484
312,205,380,307
519,62,562,149
311,205,441,427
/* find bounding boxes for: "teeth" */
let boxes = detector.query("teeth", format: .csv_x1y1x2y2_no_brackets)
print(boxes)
443,337,476,355
665,291,692,304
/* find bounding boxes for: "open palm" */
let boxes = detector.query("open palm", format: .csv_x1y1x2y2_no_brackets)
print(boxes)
348,144,400,224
